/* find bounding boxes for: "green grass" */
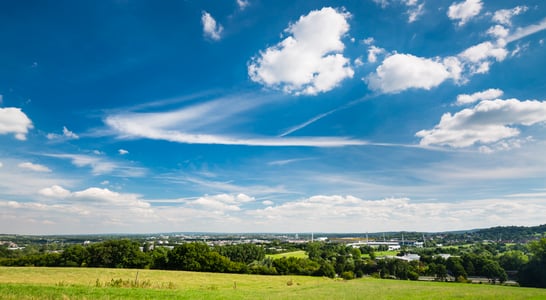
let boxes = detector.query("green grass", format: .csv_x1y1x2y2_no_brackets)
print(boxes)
266,250,308,259
372,250,400,257
1,267,546,299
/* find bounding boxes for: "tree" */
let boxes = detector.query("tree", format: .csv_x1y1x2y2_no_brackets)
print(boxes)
446,257,467,279
498,250,528,271
216,244,265,264
60,244,88,267
518,238,546,288
482,260,507,283
86,239,150,268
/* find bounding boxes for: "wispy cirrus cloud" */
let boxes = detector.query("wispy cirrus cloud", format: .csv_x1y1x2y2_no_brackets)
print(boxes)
18,162,51,172
104,94,366,147
44,153,146,177
506,17,546,43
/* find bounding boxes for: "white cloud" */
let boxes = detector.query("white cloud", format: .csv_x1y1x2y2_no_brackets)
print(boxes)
105,95,365,147
447,0,483,26
459,41,508,63
248,194,546,232
72,187,151,209
18,162,51,172
248,7,354,95
262,200,274,206
367,45,385,63
416,98,546,148
457,41,508,74
39,185,71,198
0,107,33,141
5,182,546,233
0,162,3,168
493,6,527,26
407,2,425,23
236,0,249,10
506,17,546,43
366,17,546,94
118,149,129,155
362,37,375,45
365,53,457,94
201,11,223,41
0,158,73,198
487,25,509,39
45,153,145,176
510,43,529,57
354,57,364,67
372,0,389,8
456,88,503,105
47,126,79,140
190,193,255,213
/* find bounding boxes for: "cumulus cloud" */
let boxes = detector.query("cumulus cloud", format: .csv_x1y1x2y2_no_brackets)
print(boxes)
406,1,425,23
366,15,546,94
47,126,79,140
416,98,546,148
0,107,33,140
365,53,458,94
190,193,255,213
456,88,503,105
458,41,508,74
487,25,509,39
39,185,71,198
236,0,249,10
493,6,527,26
459,41,508,63
5,187,546,233
201,11,223,41
18,162,51,172
447,0,483,26
248,194,546,232
72,187,151,209
118,149,129,155
248,7,354,95
367,45,385,63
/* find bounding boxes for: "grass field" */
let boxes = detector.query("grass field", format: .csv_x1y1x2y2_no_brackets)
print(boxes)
266,250,308,259
1,267,546,299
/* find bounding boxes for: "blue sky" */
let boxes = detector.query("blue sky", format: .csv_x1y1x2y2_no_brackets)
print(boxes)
1,0,546,234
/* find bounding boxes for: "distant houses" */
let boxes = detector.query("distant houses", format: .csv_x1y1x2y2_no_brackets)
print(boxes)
347,240,424,251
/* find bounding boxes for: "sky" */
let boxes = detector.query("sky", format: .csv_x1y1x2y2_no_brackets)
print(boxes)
1,0,546,234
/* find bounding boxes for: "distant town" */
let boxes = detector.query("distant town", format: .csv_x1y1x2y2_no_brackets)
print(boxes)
1,224,545,288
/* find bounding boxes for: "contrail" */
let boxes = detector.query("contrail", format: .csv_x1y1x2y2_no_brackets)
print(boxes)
280,94,376,137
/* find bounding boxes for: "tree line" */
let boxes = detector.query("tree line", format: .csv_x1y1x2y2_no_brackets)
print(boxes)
1,238,545,288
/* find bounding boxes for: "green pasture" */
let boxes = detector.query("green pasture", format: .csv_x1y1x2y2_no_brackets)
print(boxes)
1,267,546,299
266,250,308,259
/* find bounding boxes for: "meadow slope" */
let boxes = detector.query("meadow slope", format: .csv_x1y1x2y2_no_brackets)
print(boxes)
1,267,546,299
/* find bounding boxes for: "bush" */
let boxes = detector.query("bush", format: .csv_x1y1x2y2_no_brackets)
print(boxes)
341,271,355,280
